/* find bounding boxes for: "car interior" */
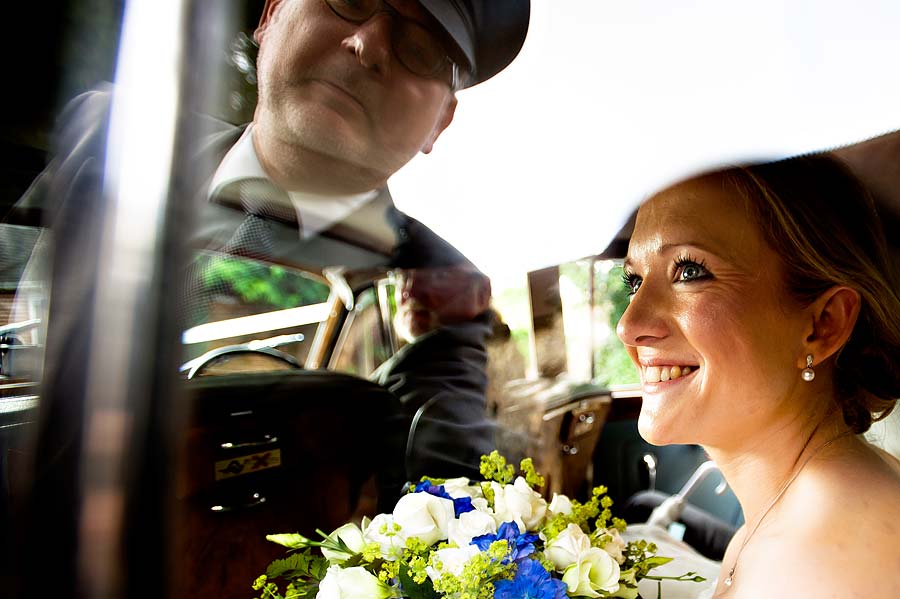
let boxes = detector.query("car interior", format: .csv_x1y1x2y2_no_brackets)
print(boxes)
1,1,899,599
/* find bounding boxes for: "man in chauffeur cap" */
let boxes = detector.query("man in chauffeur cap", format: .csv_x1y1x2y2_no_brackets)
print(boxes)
4,6,531,570
204,0,530,481
184,0,530,321
190,0,531,276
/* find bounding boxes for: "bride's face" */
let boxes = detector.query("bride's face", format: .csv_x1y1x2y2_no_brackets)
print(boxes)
616,175,809,449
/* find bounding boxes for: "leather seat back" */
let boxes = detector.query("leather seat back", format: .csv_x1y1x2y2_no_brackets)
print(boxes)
174,370,405,599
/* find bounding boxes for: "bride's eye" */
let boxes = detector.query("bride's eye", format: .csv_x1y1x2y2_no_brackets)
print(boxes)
674,256,710,282
622,270,642,296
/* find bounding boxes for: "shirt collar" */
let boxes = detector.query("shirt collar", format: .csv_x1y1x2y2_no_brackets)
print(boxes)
208,124,379,237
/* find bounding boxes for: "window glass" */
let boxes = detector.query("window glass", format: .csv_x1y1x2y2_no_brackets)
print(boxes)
330,284,393,377
180,252,331,373
2,1,125,393
554,259,640,388
592,260,640,388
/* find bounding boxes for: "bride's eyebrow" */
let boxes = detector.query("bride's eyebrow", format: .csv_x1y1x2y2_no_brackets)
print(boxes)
623,238,732,271
658,241,718,255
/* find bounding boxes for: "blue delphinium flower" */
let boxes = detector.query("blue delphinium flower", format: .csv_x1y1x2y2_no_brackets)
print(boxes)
471,521,539,562
494,559,568,599
413,479,475,518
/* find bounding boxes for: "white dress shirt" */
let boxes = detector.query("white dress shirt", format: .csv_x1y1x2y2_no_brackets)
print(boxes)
208,124,378,239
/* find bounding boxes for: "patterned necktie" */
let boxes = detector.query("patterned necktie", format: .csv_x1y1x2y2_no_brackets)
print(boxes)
179,178,300,328
214,177,300,259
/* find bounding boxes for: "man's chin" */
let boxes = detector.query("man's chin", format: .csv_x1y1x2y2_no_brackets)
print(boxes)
257,107,387,185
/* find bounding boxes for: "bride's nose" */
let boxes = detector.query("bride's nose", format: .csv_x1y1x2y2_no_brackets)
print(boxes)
616,280,670,347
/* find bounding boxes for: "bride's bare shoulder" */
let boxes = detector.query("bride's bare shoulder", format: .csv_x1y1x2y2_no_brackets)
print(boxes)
800,442,900,540
736,512,900,597
738,446,900,597
814,440,900,515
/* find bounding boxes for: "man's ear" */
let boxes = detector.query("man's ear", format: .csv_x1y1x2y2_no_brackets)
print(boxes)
421,95,457,155
255,0,284,43
801,285,861,367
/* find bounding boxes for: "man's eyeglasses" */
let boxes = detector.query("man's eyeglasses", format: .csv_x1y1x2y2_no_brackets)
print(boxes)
323,0,461,90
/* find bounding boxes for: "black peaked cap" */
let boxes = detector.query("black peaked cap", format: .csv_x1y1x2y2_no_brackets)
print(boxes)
419,0,531,88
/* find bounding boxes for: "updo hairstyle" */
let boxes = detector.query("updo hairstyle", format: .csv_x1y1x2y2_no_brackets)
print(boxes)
724,154,900,433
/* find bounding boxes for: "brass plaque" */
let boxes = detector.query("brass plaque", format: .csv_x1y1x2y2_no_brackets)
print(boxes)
214,449,282,481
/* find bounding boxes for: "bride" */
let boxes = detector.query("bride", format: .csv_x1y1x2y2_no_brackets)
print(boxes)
616,153,900,597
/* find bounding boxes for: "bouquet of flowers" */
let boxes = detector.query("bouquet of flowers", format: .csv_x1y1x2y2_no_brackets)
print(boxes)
252,452,704,599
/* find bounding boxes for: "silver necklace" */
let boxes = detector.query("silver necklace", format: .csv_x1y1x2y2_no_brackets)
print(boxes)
721,431,852,590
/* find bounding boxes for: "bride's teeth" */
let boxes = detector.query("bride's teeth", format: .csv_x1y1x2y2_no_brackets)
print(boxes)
643,364,695,383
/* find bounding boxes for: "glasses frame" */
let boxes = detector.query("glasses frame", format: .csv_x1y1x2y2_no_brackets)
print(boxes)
322,0,461,90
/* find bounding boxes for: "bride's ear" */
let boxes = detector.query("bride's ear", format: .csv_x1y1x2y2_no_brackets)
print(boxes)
802,285,861,365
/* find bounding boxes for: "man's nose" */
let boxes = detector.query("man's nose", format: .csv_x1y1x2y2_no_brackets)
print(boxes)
341,13,393,77
616,280,671,348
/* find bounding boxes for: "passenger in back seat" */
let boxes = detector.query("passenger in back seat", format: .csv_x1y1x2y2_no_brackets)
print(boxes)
617,152,900,597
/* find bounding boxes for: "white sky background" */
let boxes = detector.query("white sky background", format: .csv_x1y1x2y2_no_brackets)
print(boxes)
388,0,900,291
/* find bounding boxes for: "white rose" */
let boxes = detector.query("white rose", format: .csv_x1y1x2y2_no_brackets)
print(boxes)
425,545,480,583
447,509,497,548
316,565,392,599
561,548,621,598
548,493,573,516
490,477,548,531
471,497,490,513
362,514,405,561
392,491,455,546
601,528,627,565
545,523,593,571
442,477,484,500
321,523,366,563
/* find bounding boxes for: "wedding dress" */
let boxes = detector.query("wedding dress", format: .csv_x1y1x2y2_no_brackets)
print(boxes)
622,523,720,599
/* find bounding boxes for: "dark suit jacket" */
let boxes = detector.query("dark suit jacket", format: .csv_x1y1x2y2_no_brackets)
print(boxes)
374,312,495,480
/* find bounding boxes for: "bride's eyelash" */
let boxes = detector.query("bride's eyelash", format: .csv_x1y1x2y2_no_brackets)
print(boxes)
621,269,642,296
673,253,712,282
673,253,705,268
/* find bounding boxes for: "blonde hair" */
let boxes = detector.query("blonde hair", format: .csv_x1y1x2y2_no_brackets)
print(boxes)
724,155,900,433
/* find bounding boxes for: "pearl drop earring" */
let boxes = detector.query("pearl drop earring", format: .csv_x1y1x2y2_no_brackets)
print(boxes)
801,354,815,382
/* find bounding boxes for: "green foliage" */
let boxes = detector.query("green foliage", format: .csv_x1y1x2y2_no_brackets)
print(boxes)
254,549,328,599
399,564,439,599
429,541,516,599
479,451,516,485
519,458,545,488
198,254,330,311
622,539,667,578
593,264,640,387
265,551,327,581
541,484,610,543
